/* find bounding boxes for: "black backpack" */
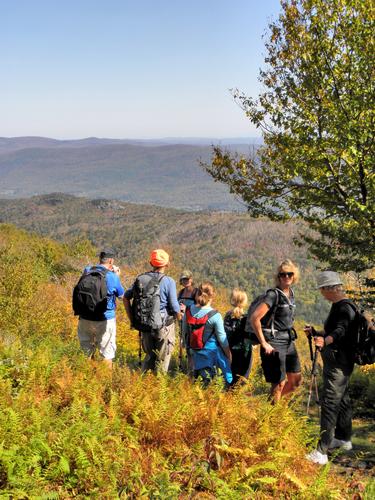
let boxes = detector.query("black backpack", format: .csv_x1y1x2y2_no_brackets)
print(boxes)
131,273,165,332
345,301,375,366
244,288,281,344
72,266,109,321
223,313,248,348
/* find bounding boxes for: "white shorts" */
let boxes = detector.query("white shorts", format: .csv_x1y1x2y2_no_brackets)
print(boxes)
78,318,116,360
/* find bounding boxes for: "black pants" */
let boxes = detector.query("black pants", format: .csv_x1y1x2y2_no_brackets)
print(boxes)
318,346,354,454
230,347,253,385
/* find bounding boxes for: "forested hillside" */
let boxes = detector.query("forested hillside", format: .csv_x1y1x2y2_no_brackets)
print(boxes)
0,193,330,323
0,138,254,210
0,224,373,497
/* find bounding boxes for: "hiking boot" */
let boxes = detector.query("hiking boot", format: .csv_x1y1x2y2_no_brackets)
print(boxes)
329,437,353,451
306,449,328,465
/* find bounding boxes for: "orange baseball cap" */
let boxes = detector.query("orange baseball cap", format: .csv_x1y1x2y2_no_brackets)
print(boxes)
150,249,169,268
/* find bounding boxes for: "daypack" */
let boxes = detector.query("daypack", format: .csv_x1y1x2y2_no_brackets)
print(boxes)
223,313,248,349
72,266,109,320
344,301,375,366
131,272,165,332
244,288,282,344
185,306,218,350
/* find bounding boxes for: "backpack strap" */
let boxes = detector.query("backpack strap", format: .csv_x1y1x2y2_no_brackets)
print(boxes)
140,272,165,292
178,287,198,302
84,266,109,297
264,288,280,336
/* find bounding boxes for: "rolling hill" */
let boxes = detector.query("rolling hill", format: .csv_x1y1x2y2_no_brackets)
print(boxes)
0,137,259,210
0,193,329,323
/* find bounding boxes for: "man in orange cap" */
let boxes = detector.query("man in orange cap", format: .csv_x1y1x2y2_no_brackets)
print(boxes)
123,249,181,373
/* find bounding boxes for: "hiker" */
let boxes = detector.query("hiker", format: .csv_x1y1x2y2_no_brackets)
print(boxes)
305,271,356,465
178,270,198,372
123,249,181,374
224,289,252,385
250,259,302,402
73,249,125,368
182,281,232,387
178,270,198,313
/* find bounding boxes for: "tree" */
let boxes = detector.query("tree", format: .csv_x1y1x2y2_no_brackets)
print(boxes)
204,0,374,273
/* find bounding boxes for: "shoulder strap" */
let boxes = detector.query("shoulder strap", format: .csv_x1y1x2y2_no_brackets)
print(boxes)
178,287,198,301
269,289,280,333
201,309,218,346
144,271,165,284
275,287,293,306
89,266,110,276
206,309,218,320
339,299,357,310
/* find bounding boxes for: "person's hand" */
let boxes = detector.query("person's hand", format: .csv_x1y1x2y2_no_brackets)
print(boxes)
180,303,186,314
304,325,313,337
112,265,120,275
261,341,275,355
314,336,325,349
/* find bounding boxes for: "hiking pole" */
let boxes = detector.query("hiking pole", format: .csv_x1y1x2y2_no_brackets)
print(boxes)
178,320,183,372
306,334,321,416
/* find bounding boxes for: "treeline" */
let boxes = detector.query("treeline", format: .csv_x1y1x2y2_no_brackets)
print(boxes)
0,193,331,323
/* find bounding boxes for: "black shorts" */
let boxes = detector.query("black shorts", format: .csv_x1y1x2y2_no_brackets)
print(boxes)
260,337,301,384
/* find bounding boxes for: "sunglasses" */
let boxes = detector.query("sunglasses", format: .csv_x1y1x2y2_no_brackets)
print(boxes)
278,272,294,278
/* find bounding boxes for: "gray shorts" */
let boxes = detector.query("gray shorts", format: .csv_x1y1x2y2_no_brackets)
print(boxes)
260,336,301,384
78,318,116,360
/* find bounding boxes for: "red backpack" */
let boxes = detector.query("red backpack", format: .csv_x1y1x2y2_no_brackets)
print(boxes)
185,306,218,350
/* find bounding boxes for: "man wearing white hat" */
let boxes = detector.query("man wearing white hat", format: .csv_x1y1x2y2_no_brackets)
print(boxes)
305,271,356,465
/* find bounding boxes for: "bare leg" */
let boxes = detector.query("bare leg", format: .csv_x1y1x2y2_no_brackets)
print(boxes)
102,358,113,370
270,380,286,403
281,372,302,397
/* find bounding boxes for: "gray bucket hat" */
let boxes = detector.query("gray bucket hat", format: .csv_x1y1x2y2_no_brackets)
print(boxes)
316,271,343,289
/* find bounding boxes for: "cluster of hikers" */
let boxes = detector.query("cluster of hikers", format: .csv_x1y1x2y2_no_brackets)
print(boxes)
73,248,374,466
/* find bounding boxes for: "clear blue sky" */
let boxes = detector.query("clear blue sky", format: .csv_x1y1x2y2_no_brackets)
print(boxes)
1,0,281,139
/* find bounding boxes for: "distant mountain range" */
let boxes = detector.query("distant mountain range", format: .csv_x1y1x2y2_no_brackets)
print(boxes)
0,136,260,210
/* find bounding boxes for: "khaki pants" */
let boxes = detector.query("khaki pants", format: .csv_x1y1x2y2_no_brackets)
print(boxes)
78,318,116,360
141,322,176,373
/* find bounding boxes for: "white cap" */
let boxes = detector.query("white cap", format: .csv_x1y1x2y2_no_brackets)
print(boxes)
316,271,343,289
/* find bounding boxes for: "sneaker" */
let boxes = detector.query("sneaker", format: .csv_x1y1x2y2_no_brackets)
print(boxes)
306,449,328,465
329,437,353,451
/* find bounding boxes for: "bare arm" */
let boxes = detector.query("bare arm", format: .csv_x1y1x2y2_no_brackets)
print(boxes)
223,344,232,364
251,303,275,355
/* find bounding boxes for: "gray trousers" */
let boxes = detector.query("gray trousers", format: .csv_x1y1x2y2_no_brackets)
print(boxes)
141,322,176,374
318,346,354,454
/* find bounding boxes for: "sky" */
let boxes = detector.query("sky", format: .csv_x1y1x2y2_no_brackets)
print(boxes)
1,0,281,139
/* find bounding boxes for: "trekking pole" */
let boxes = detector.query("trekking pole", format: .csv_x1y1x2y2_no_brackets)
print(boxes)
178,320,183,372
306,335,321,416
138,331,142,368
